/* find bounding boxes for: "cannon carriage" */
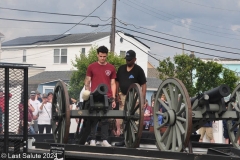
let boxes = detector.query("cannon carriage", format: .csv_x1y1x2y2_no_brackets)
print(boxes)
51,80,144,148
51,78,240,153
153,78,240,152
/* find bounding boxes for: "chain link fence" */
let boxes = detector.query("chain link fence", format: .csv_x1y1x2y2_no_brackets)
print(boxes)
0,65,28,158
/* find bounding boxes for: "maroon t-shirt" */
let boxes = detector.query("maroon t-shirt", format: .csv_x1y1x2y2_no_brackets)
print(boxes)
19,103,33,122
86,62,116,98
0,93,12,113
144,106,152,121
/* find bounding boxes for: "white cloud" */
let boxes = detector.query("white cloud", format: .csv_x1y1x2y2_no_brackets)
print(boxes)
231,25,240,32
145,25,157,30
180,18,192,27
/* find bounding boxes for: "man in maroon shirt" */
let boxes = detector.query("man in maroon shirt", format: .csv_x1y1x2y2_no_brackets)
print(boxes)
84,46,116,147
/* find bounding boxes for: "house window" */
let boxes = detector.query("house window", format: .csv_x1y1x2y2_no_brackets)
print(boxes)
43,86,54,94
120,51,125,57
81,48,85,55
23,50,26,62
54,49,67,64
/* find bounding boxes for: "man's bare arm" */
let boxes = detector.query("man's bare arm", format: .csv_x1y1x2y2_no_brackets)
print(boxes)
141,83,147,101
84,76,91,91
111,79,116,98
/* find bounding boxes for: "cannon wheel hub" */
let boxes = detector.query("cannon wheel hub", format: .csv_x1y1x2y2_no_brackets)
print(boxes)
164,109,176,126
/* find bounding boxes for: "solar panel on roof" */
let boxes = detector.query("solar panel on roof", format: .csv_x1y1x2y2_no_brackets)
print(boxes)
2,34,67,46
2,32,111,46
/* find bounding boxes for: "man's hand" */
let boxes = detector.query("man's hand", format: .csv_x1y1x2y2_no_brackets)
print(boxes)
112,101,116,109
43,98,48,104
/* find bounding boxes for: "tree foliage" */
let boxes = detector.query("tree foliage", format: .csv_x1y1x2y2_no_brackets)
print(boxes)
157,57,175,80
157,53,239,97
68,46,125,99
195,60,223,93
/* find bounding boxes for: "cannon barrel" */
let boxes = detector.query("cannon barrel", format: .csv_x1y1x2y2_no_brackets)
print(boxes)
191,84,230,105
204,84,230,103
91,83,108,102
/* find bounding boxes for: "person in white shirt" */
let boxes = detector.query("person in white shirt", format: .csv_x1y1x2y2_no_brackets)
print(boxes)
38,93,52,133
29,91,41,133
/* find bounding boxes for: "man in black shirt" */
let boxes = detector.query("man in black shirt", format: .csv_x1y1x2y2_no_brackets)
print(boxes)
115,50,147,146
116,50,146,101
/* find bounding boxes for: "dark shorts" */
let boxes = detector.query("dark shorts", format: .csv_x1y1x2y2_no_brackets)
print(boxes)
223,128,229,139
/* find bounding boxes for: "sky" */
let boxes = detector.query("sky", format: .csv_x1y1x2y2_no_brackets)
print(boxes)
1,0,240,67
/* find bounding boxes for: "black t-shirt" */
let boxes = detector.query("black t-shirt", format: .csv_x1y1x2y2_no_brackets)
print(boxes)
116,64,147,95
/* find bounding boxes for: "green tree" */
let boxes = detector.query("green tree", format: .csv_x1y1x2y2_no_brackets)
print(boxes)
68,46,125,99
157,54,239,97
195,60,223,93
174,54,200,96
221,68,239,92
157,57,175,80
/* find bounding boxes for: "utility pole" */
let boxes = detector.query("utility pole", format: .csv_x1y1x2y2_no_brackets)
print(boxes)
182,43,184,54
110,0,116,53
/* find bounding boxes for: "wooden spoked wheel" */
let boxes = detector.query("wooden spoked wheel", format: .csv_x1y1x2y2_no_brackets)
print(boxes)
52,80,70,144
123,83,144,148
153,78,192,152
227,83,240,149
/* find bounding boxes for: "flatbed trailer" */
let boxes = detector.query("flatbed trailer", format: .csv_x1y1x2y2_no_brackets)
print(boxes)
27,133,240,160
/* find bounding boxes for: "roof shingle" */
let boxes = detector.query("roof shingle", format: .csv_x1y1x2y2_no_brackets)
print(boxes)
146,77,162,89
2,32,110,46
28,71,74,84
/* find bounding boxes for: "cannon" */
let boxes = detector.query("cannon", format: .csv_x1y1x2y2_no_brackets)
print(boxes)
153,78,240,152
51,80,144,148
88,83,109,113
51,78,240,153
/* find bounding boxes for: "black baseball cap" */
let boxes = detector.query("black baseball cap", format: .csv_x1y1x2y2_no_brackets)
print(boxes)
124,50,136,61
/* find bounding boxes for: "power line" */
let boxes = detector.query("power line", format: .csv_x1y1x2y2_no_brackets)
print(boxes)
1,25,110,60
0,6,111,21
179,0,240,12
0,17,109,26
1,0,107,52
66,24,111,44
117,26,240,56
57,0,107,40
0,26,58,30
116,32,160,61
116,19,240,51
122,32,239,60
120,1,240,40
128,0,240,34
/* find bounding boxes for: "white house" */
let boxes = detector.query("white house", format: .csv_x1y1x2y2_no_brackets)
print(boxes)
1,31,149,75
1,31,154,95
